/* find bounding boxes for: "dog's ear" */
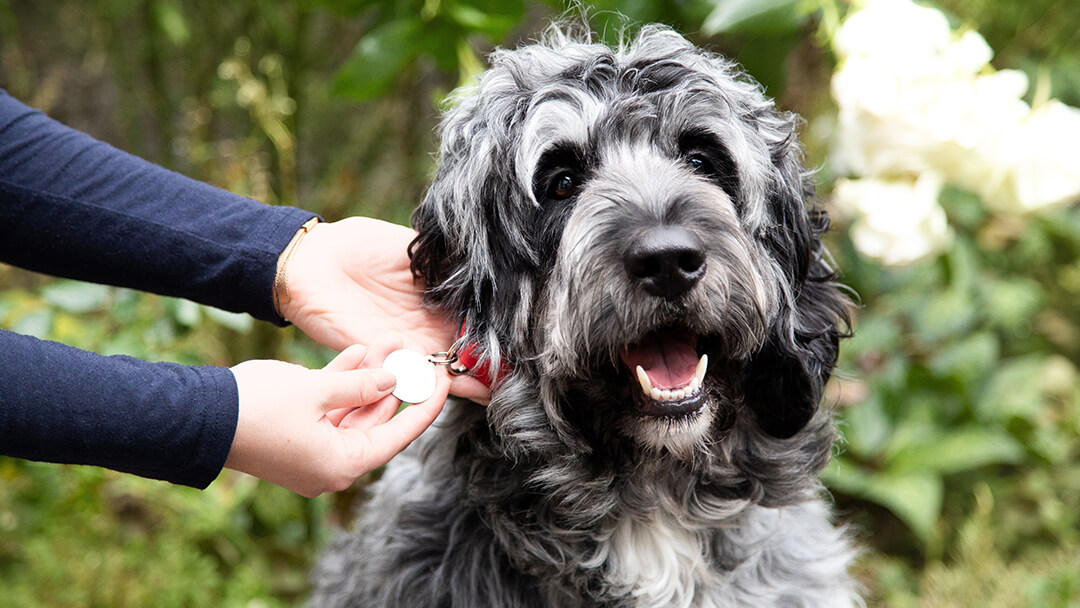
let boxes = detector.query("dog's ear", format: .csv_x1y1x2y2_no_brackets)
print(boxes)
742,120,851,439
742,271,847,439
407,90,502,315
407,84,540,366
409,199,456,300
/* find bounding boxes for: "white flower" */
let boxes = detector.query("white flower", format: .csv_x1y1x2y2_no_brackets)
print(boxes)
834,0,953,72
830,0,1008,178
985,101,1080,212
833,174,952,266
830,0,1080,223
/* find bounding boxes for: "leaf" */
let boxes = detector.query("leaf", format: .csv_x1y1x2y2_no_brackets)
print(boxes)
701,0,810,35
979,277,1045,332
824,458,943,543
446,3,519,38
843,313,903,359
11,309,53,340
928,331,999,384
41,281,110,314
977,355,1048,424
886,427,1026,476
332,18,424,101
910,288,978,344
840,391,893,461
204,306,254,333
173,299,202,328
153,0,190,46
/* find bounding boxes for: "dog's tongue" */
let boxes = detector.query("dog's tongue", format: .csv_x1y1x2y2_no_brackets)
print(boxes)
621,329,699,389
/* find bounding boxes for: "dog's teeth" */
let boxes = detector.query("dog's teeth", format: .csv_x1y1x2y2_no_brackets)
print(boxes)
694,354,709,387
637,356,709,402
636,365,653,395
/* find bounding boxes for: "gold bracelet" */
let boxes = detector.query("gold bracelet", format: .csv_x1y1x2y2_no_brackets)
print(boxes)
273,216,321,321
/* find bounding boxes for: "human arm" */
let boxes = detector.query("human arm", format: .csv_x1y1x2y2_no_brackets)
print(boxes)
0,88,313,324
0,329,447,494
0,329,237,488
0,89,490,401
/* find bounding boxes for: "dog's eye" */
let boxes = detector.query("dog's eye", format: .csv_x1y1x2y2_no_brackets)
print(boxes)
686,153,713,175
551,172,578,200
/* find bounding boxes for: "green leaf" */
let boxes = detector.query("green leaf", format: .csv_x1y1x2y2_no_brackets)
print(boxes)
332,18,424,101
886,427,1026,476
446,4,519,37
840,391,893,461
978,355,1048,423
41,281,110,314
824,458,943,543
980,277,1045,332
204,306,254,333
152,0,190,46
173,299,202,328
910,288,978,344
844,313,903,359
702,0,810,35
928,331,999,384
11,309,53,339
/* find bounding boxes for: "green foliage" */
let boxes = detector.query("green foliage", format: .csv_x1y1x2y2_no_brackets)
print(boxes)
0,461,328,608
827,182,1080,570
856,486,1080,608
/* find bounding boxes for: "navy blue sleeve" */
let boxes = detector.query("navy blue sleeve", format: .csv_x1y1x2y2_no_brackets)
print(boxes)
0,90,317,487
0,329,238,489
0,89,317,324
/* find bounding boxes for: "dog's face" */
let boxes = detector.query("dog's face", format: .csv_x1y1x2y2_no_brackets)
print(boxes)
411,25,849,462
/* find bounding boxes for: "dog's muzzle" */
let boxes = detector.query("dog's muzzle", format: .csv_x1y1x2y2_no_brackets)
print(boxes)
617,224,711,418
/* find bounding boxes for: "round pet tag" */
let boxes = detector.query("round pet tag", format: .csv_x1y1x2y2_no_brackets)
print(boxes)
382,349,437,404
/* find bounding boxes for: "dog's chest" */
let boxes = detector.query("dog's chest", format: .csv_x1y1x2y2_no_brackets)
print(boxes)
606,512,722,608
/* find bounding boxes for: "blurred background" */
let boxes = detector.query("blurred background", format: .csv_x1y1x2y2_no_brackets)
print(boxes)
0,0,1077,606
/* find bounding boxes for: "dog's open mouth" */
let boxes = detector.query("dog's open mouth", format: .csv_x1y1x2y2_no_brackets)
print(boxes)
620,327,709,418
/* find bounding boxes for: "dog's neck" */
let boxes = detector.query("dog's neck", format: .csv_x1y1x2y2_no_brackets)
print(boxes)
453,322,511,388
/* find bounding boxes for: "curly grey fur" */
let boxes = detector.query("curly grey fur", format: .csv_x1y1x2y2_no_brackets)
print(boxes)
311,24,860,608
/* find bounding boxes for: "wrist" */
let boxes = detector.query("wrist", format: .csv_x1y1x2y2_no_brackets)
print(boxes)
273,216,321,322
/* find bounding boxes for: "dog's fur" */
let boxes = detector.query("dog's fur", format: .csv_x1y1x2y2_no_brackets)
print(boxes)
312,24,858,608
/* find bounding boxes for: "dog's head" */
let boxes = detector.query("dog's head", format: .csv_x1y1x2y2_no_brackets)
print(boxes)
411,25,850,465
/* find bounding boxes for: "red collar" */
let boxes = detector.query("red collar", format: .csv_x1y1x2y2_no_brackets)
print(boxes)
452,323,510,388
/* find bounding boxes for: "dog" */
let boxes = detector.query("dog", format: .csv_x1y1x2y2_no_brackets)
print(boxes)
311,23,858,608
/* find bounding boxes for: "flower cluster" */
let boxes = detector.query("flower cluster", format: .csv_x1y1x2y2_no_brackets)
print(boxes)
829,0,1080,266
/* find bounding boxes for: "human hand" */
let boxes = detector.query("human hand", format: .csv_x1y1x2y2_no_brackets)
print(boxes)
277,217,490,404
224,342,448,497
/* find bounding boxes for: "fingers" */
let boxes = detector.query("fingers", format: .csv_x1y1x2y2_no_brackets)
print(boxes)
324,336,404,372
321,336,407,424
345,374,450,466
323,344,369,372
449,375,492,406
336,393,400,429
320,367,397,414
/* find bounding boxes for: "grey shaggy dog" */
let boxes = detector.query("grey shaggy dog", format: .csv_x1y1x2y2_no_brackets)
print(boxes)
312,24,859,608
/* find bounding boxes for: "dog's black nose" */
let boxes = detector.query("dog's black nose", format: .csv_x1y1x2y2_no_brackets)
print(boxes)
624,226,706,299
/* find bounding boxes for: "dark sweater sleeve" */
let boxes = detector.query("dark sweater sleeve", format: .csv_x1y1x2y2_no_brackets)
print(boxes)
0,329,238,489
0,90,316,487
0,89,317,324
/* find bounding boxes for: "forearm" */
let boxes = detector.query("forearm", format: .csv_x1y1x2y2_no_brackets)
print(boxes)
0,89,315,324
0,329,238,488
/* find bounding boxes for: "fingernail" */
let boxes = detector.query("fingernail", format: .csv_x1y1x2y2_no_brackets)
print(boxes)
374,369,397,391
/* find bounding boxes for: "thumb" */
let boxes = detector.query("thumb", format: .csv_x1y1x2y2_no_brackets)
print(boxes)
319,368,397,412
